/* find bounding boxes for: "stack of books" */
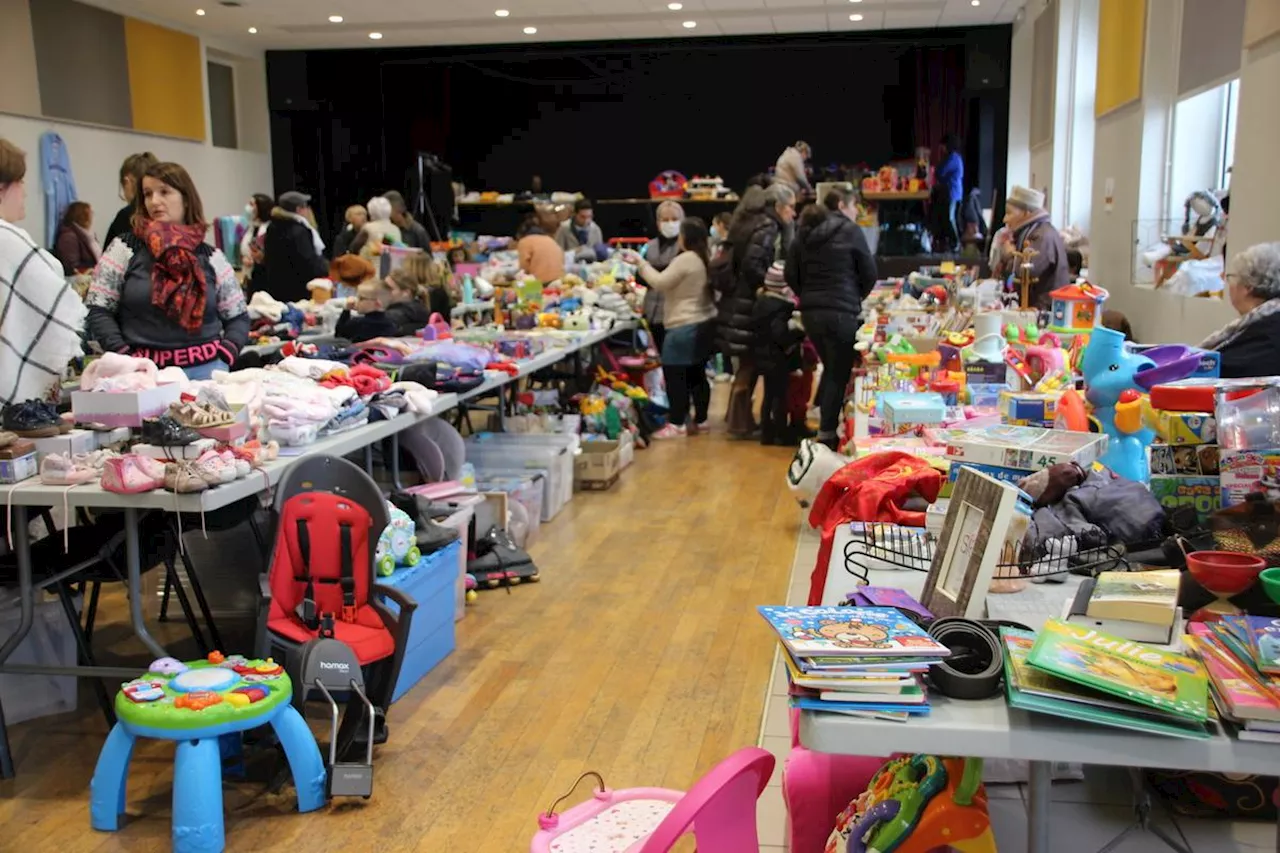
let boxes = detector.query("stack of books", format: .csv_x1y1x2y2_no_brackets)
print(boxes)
758,606,951,721
1001,619,1212,739
1065,569,1184,645
1186,616,1280,742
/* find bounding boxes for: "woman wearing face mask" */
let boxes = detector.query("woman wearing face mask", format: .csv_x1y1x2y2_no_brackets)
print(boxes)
785,186,878,450
87,162,249,381
238,193,273,276
640,200,684,351
0,138,86,407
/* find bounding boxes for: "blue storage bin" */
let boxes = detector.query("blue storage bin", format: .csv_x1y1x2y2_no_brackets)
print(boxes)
378,539,461,703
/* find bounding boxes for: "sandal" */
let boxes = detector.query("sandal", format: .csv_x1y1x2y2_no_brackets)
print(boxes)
168,401,234,429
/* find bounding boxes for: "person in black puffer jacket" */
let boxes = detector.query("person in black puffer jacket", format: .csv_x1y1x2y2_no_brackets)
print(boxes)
785,186,878,449
717,184,796,436
252,191,328,303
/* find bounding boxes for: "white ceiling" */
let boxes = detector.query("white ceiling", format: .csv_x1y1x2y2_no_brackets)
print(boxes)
81,0,1025,50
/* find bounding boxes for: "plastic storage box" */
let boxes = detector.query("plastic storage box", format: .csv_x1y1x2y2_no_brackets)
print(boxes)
0,595,79,723
377,539,463,703
463,433,575,520
475,470,544,548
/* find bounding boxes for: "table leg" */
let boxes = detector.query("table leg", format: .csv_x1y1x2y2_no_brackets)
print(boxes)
122,506,167,659
0,505,33,778
390,431,404,492
271,704,327,812
1027,760,1052,853
89,723,135,831
172,738,224,853
363,444,374,476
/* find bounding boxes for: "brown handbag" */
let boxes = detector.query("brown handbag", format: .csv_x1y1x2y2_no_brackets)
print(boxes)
1208,492,1280,564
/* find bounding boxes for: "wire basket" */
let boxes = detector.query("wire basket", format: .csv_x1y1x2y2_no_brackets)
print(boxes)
841,522,1130,586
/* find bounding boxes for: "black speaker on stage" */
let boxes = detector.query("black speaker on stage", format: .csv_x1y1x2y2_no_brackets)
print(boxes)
267,52,320,111
407,152,454,243
964,29,1009,91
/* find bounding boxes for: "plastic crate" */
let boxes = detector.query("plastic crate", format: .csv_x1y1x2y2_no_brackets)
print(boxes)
0,595,79,724
377,540,462,703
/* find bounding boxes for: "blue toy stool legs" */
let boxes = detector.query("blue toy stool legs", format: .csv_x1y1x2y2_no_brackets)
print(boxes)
272,704,327,812
173,738,225,853
89,723,136,832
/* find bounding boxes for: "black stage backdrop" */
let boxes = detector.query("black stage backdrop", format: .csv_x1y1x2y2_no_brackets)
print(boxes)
266,28,1010,239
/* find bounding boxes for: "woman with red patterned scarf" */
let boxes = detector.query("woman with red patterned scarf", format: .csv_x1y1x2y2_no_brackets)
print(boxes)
86,162,249,380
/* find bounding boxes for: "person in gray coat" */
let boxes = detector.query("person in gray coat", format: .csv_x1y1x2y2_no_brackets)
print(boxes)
556,198,604,260
992,185,1069,309
640,200,684,350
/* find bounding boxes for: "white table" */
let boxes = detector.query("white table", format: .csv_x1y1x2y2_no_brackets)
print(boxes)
0,320,633,778
800,524,1280,853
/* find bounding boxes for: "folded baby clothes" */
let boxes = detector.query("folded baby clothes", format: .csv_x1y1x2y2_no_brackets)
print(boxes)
81,352,158,391
278,355,348,382
388,380,439,414
247,291,286,323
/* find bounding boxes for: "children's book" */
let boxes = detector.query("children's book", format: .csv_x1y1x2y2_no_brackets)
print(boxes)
758,606,950,659
1082,570,1181,626
781,648,916,691
1001,628,1210,740
1185,631,1280,724
789,693,931,717
1026,619,1209,723
1226,615,1280,676
818,682,927,705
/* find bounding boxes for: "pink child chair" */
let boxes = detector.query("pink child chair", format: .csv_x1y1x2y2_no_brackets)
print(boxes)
530,747,775,853
783,708,886,853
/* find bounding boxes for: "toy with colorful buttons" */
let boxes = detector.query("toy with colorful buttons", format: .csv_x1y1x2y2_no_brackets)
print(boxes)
115,651,291,729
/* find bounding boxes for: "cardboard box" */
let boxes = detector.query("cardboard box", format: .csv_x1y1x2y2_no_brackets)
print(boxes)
617,431,635,469
1146,409,1216,446
1218,448,1280,507
881,392,946,429
93,427,132,450
133,439,216,460
999,391,1060,427
934,424,1109,472
1149,475,1222,523
947,460,1028,488
71,383,181,428
1149,443,1220,477
575,441,622,489
0,452,37,484
31,429,96,461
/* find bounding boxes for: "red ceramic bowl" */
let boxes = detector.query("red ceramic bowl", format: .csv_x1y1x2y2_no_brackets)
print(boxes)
1185,551,1267,596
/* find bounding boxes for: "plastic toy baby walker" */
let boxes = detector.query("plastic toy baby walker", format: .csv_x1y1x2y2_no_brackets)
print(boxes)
375,502,422,576
825,754,995,853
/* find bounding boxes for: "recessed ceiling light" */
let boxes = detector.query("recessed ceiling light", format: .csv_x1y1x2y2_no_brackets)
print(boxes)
667,2,682,9
523,25,537,33
849,0,862,3
247,26,257,33
682,19,696,27
971,0,980,5
369,31,383,39
329,15,344,22
195,8,206,15
849,13,863,20
495,8,509,16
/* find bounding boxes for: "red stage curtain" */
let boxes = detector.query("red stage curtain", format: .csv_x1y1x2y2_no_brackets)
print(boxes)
913,46,968,156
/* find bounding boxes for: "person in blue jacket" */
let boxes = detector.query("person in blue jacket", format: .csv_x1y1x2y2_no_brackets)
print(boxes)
936,133,965,252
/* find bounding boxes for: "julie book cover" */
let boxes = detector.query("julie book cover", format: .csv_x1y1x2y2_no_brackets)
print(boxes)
757,606,950,659
1026,619,1209,723
1002,628,1210,739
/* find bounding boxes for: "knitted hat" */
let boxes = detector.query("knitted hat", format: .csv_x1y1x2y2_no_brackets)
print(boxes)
329,253,375,287
1007,185,1045,212
765,262,787,287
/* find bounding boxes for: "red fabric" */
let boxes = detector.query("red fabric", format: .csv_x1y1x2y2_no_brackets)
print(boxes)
913,47,968,164
805,452,942,605
266,491,395,664
486,361,519,375
788,366,814,424
319,364,391,398
136,219,209,334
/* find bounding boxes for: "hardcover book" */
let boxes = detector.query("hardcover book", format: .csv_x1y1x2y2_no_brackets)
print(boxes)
757,606,951,659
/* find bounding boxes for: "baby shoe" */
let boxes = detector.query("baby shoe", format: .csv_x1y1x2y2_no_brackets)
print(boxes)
195,450,236,485
3,400,62,438
169,400,235,429
101,455,162,494
40,453,98,485
163,461,209,494
141,415,200,447
218,448,250,479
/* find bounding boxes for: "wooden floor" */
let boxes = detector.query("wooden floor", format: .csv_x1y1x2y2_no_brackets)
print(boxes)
0,420,800,852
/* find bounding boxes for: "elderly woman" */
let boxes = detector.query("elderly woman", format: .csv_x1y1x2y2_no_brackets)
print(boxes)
351,196,402,258
640,200,684,350
992,186,1068,309
1200,243,1280,378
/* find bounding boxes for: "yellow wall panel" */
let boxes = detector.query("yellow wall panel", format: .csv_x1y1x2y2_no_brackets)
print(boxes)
1096,0,1147,117
123,17,205,141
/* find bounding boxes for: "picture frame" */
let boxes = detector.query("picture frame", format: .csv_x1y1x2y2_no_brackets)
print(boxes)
921,466,1024,620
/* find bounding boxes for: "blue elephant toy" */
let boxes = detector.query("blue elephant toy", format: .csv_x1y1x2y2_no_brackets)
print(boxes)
1080,326,1156,483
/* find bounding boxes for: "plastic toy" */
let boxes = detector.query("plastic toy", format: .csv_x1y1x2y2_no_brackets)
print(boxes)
648,170,688,199
825,754,995,853
1081,326,1156,483
375,502,422,576
90,654,323,853
530,747,775,853
1048,282,1109,333
465,573,478,604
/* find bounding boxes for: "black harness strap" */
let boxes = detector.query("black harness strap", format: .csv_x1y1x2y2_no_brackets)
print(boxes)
339,522,356,622
293,517,320,631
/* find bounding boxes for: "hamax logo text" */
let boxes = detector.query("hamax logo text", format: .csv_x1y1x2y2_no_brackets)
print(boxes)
319,661,350,672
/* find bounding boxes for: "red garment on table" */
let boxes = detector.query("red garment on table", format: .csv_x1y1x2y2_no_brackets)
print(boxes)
805,451,942,605
486,361,520,376
319,363,391,398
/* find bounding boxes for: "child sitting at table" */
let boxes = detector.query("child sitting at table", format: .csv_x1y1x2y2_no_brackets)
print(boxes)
336,279,398,342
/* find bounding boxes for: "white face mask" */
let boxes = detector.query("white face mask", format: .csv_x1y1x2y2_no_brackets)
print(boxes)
659,221,681,239
244,203,255,220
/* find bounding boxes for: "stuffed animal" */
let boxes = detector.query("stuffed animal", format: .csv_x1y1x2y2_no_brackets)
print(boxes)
787,439,851,508
376,502,422,576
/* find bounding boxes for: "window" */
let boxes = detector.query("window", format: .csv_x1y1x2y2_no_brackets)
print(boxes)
1166,78,1236,223
207,60,238,149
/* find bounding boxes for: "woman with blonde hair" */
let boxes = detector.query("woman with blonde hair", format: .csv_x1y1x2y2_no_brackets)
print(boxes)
0,138,86,405
87,162,249,380
640,199,684,350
